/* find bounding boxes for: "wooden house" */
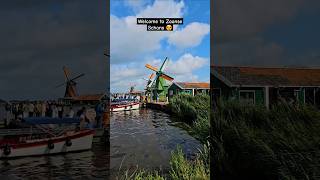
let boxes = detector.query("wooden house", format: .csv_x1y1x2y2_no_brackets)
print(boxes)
168,82,210,101
211,66,320,108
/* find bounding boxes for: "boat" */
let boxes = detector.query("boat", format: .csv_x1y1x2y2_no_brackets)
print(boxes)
0,117,94,158
110,101,140,112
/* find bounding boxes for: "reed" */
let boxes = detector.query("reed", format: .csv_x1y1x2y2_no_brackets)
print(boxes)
211,99,320,180
168,93,210,142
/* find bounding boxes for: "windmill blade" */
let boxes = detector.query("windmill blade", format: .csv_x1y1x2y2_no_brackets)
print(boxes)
159,57,168,71
148,73,159,88
55,82,66,88
145,64,158,72
63,66,71,81
70,73,85,81
149,73,155,80
160,74,174,81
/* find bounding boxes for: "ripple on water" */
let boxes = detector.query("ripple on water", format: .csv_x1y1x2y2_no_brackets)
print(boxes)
110,108,201,177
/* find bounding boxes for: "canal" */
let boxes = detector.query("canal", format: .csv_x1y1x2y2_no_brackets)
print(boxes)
110,108,201,178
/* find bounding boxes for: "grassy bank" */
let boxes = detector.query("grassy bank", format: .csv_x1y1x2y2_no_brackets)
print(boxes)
119,144,210,180
211,99,320,180
168,93,210,143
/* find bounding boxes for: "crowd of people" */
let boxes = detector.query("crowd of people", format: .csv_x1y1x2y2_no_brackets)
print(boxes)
3,101,106,128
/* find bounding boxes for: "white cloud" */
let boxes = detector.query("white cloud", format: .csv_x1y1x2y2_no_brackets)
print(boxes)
166,53,208,75
168,22,210,48
111,64,145,83
111,0,185,64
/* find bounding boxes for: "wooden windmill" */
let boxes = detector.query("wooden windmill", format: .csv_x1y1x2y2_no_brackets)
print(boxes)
145,57,174,102
55,66,85,98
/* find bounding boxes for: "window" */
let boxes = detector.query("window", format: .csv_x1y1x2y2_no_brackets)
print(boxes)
239,90,255,105
169,90,173,96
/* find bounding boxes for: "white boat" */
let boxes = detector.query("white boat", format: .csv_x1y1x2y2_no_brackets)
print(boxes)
111,102,140,112
0,129,94,158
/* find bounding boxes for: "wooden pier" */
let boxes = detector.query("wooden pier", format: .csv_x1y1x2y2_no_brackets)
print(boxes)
146,102,171,113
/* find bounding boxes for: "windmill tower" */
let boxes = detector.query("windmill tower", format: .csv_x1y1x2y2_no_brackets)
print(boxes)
55,66,85,98
145,57,174,102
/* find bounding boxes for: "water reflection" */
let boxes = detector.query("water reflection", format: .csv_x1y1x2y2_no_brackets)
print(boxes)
110,108,201,178
0,143,108,180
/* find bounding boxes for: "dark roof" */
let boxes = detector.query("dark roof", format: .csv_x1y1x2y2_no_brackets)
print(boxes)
212,66,320,87
174,82,210,89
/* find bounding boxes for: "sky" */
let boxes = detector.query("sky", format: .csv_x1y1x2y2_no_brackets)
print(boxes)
110,0,210,93
213,0,320,67
0,0,108,100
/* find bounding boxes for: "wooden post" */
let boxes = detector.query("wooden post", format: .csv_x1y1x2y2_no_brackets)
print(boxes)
314,88,316,105
265,86,269,109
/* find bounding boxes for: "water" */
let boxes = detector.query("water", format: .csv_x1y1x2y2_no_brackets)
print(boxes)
0,107,201,179
110,108,201,178
0,143,109,180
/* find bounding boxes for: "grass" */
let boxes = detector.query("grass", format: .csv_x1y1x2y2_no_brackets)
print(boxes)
211,99,320,180
118,144,210,180
168,93,210,143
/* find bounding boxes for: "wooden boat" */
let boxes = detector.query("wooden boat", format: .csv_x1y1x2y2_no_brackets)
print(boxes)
0,130,94,158
110,101,140,112
0,117,94,158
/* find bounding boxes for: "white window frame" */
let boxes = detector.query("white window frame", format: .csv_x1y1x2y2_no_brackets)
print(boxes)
239,90,256,105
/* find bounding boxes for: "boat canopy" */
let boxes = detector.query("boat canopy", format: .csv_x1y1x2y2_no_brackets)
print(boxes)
23,117,81,125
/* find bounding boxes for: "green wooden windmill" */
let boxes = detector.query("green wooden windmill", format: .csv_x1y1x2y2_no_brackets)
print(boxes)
145,57,174,102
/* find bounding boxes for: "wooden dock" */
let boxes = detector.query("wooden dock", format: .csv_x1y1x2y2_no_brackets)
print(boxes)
146,102,171,113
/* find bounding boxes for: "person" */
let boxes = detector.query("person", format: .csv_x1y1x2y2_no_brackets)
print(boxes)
12,103,18,120
5,103,11,127
95,103,103,128
57,103,63,118
47,104,53,117
28,102,35,117
78,107,87,129
52,104,58,118
22,103,28,118
18,103,23,119
35,102,42,117
68,107,75,118
41,102,46,117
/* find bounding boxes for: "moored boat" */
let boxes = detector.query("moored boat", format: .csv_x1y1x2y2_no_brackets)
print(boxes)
110,101,140,112
0,129,94,158
0,117,94,158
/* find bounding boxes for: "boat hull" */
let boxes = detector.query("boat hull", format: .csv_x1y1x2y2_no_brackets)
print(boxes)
0,130,94,158
111,102,140,112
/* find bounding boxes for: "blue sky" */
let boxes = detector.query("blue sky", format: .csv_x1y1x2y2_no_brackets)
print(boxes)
110,0,210,93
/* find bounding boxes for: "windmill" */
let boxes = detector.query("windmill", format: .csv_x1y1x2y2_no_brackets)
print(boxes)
145,57,174,102
55,66,85,98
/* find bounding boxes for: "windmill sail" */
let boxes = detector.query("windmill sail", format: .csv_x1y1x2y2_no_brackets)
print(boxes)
55,66,85,98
